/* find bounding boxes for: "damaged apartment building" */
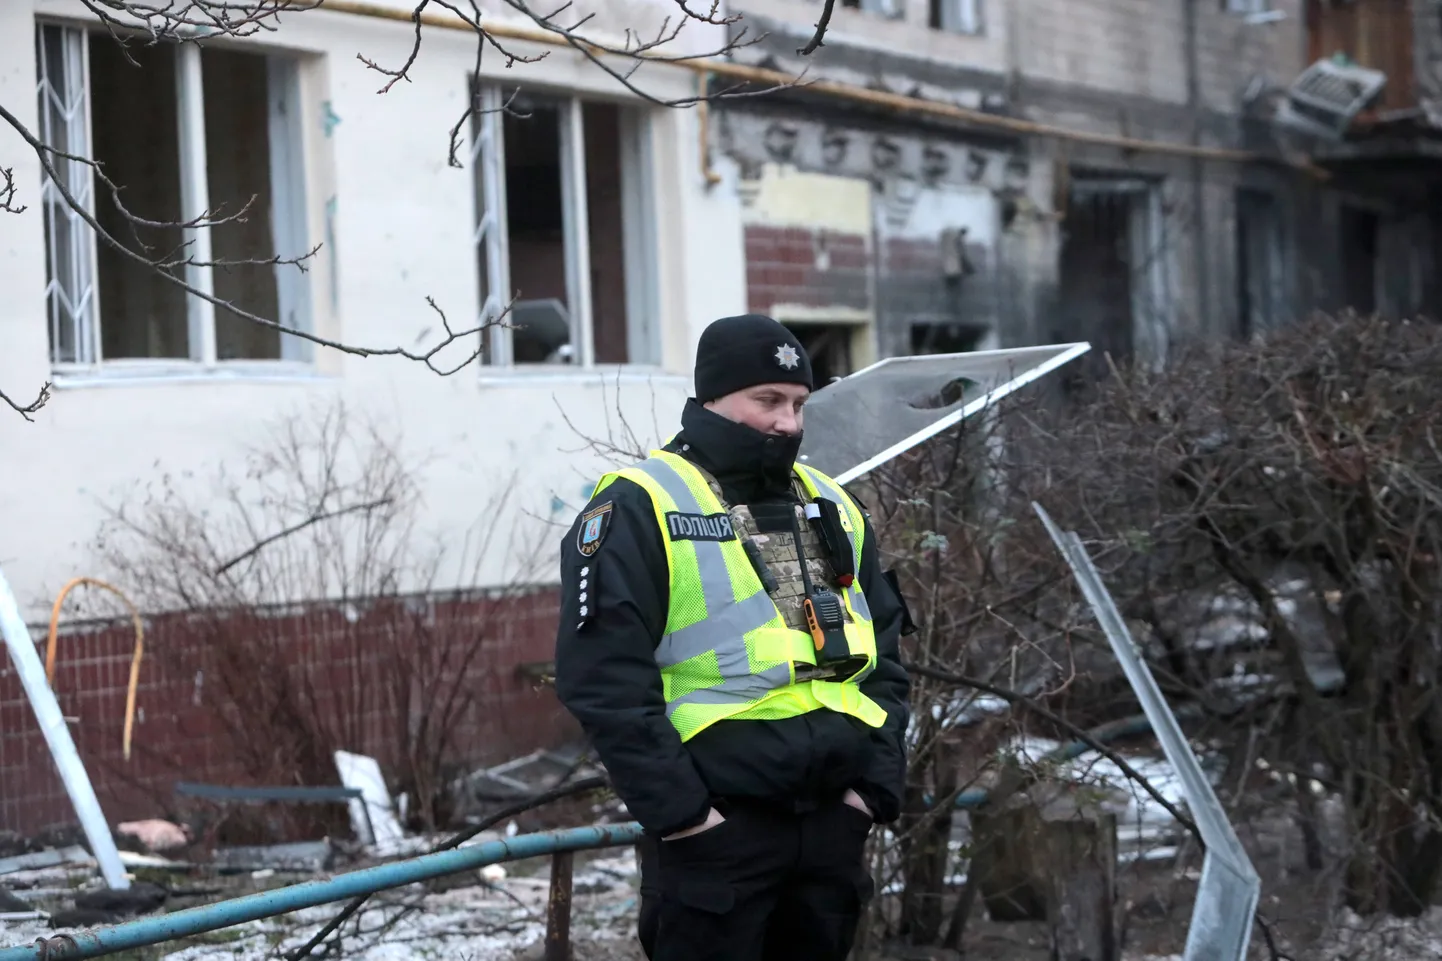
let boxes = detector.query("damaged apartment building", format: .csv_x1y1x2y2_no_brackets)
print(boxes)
715,0,1442,386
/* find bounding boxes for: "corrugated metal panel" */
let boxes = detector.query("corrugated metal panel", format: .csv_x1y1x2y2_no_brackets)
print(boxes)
1307,0,1417,110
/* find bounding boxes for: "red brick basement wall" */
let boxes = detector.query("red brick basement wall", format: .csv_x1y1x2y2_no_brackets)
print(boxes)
0,587,573,839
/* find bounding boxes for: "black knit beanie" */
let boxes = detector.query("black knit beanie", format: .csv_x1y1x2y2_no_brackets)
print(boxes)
693,314,813,403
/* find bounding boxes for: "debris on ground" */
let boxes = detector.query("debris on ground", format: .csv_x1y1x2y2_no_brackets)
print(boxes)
0,845,92,876
117,819,191,854
213,840,334,875
0,847,643,960
335,749,406,852
454,745,604,816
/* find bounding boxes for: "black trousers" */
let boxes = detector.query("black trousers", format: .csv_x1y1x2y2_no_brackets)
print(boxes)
636,797,876,961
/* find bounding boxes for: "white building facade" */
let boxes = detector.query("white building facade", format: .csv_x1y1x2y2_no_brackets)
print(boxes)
0,0,752,616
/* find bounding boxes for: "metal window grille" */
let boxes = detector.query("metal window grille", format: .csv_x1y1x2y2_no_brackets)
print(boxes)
36,24,98,366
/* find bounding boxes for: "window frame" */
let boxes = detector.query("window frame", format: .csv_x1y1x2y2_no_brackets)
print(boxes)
842,0,906,19
932,0,984,35
35,20,315,382
471,83,662,375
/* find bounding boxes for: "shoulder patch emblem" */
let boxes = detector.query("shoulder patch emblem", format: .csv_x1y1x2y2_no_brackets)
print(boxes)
665,511,736,542
577,502,614,556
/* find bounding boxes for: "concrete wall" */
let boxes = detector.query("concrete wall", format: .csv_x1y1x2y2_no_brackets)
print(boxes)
0,0,747,617
1014,0,1306,111
720,105,1014,362
736,0,1009,76
1006,0,1312,348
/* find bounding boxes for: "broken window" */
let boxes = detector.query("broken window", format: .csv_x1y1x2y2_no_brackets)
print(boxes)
35,24,311,369
1055,176,1171,388
471,86,658,368
930,0,983,34
1235,188,1284,340
785,323,858,390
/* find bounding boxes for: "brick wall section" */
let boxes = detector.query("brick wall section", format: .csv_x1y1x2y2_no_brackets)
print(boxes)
874,236,1000,355
0,587,572,838
745,224,871,315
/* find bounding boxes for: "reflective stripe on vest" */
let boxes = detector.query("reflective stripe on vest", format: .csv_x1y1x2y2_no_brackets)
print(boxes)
595,450,887,740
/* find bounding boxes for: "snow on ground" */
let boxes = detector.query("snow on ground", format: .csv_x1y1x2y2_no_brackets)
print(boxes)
1003,734,1207,830
1313,907,1442,961
1,850,641,961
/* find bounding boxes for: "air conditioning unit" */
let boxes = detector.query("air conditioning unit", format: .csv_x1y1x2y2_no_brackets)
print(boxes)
1275,58,1387,140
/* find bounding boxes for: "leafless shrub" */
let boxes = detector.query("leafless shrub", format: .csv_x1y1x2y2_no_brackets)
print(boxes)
853,391,1171,952
1020,313,1442,921
854,314,1442,952
93,401,546,838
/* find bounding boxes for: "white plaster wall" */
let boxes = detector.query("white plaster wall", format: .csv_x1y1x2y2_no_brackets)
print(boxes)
346,0,731,58
0,2,748,617
740,163,874,237
878,182,999,249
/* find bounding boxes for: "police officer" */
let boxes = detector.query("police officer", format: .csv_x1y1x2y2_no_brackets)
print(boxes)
554,313,912,961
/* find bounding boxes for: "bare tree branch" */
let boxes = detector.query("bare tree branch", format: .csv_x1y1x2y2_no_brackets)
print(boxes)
0,165,24,213
797,0,837,55
214,497,395,576
0,381,52,421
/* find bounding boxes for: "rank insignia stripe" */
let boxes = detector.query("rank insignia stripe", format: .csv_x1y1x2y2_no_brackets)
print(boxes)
577,502,613,557
664,511,737,542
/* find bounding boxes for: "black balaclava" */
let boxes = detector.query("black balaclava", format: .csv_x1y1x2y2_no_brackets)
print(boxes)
673,314,814,504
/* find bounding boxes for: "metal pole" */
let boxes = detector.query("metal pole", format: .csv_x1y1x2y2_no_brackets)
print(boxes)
0,824,644,961
0,567,129,891
1033,503,1261,961
544,851,574,961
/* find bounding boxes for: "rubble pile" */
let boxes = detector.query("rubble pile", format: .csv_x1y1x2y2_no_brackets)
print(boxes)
0,746,636,959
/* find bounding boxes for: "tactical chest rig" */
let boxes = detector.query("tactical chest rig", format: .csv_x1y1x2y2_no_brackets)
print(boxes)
692,465,870,683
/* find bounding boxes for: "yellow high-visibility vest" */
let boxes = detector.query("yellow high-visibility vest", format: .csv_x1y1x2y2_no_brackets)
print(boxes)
592,450,887,741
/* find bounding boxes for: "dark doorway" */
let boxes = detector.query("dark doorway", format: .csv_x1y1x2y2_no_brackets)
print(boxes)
1338,205,1379,316
1056,185,1137,392
786,323,856,390
1235,188,1283,340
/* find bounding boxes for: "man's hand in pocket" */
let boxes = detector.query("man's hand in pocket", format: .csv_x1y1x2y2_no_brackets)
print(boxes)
663,807,725,841
842,789,873,819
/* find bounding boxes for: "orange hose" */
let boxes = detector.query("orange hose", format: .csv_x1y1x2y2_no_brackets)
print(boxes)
46,577,145,762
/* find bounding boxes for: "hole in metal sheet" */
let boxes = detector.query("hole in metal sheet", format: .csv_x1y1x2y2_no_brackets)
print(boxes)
909,377,976,410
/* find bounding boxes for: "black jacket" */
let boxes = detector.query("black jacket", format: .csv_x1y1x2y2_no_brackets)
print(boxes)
554,400,912,838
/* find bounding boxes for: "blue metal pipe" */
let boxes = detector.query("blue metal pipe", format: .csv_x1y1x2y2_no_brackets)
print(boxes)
0,823,644,961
